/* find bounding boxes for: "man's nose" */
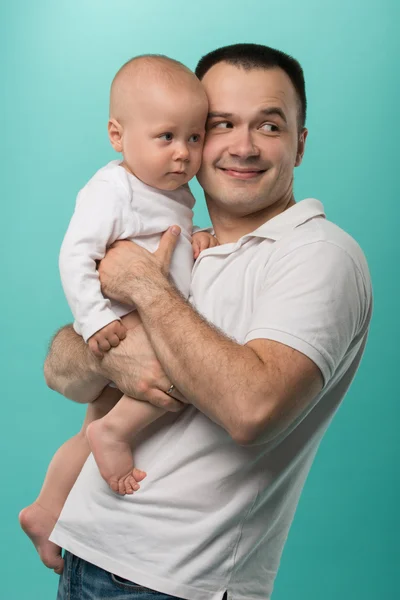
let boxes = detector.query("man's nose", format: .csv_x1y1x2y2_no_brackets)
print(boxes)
173,142,190,161
228,129,260,159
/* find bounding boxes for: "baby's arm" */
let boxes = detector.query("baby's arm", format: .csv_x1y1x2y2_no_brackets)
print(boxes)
192,228,219,259
59,179,135,345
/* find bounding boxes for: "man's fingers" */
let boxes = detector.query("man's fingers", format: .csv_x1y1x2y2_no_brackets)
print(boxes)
147,389,185,412
109,240,132,251
155,226,181,273
169,387,188,404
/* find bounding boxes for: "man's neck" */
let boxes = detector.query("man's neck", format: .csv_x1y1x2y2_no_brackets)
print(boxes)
208,194,296,244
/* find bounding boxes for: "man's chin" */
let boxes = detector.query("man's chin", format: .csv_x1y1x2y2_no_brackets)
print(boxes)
199,170,272,207
210,188,271,213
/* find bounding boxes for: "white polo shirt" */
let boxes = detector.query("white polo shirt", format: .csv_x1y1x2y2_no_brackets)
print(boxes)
51,199,372,600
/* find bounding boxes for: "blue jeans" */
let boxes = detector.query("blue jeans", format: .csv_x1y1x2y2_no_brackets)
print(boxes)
57,551,185,600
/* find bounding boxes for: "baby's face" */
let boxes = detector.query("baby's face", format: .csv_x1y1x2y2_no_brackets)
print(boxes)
119,83,208,191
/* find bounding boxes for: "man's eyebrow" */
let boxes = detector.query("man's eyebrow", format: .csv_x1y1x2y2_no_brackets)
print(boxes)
260,107,287,123
207,108,288,123
207,112,233,119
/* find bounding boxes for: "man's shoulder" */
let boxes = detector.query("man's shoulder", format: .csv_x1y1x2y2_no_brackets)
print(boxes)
273,213,369,277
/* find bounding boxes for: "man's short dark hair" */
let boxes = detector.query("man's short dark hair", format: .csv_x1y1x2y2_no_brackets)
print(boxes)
195,43,307,129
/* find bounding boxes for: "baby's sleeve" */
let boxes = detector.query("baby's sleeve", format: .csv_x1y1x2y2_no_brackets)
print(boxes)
59,179,134,342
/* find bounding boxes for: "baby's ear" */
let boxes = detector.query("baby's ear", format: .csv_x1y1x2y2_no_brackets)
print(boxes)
108,119,123,152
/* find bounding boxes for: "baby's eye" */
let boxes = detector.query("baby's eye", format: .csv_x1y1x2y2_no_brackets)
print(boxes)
189,134,201,143
260,123,279,133
159,132,173,141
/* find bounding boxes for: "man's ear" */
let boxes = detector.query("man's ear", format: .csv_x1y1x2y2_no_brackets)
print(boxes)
108,118,123,152
295,128,308,167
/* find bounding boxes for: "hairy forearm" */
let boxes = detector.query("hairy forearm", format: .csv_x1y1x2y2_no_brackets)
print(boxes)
94,234,322,442
44,325,108,402
135,284,270,443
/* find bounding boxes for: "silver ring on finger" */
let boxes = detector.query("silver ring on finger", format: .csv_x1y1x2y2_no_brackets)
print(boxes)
165,384,175,396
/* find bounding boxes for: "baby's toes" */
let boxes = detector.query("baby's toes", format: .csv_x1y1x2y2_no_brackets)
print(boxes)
132,468,147,482
124,476,140,495
116,478,127,496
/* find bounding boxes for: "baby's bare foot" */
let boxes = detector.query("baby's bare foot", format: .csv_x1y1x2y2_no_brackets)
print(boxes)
86,420,146,495
19,502,64,574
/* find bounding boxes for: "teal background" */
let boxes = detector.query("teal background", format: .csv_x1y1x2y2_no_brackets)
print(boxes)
1,1,398,598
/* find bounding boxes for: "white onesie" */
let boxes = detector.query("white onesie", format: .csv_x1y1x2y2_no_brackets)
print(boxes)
59,160,195,342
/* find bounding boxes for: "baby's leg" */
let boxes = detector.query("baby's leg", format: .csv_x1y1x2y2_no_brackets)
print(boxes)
87,396,165,495
86,309,169,495
18,387,144,573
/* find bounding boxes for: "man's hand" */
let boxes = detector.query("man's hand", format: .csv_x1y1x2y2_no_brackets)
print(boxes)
45,229,185,410
88,320,127,359
100,312,186,412
98,226,181,308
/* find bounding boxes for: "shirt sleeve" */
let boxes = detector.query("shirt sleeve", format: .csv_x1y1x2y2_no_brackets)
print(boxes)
59,179,137,342
244,241,368,385
192,225,214,234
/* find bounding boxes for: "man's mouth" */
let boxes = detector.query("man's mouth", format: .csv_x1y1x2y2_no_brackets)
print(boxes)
218,167,266,180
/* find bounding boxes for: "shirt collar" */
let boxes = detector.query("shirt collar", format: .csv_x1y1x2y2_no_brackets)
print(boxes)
197,199,326,257
243,198,325,241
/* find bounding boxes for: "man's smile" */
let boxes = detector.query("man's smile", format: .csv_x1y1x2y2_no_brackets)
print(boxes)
217,166,267,180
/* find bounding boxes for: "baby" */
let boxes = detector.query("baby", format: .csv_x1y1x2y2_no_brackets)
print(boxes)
19,55,216,573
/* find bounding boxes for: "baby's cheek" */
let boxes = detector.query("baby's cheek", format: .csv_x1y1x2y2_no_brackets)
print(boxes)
192,152,203,174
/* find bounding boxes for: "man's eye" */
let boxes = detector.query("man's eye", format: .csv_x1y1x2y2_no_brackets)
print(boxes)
160,133,173,141
260,123,279,133
212,121,233,129
189,134,201,142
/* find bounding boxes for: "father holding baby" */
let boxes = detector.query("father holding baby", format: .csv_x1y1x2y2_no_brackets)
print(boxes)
39,43,371,599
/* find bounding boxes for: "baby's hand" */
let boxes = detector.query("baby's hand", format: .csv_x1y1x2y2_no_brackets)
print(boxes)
88,320,127,358
192,231,219,260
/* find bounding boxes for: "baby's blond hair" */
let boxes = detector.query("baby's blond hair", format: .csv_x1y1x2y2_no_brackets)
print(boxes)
110,55,201,122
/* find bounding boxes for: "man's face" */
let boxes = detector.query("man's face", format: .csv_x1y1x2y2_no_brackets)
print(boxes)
196,63,307,217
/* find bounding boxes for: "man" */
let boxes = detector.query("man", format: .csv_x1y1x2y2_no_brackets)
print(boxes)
45,43,372,600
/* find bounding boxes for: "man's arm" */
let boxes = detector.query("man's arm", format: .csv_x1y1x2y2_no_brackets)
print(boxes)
44,325,108,403
44,319,185,411
98,229,365,446
133,283,323,445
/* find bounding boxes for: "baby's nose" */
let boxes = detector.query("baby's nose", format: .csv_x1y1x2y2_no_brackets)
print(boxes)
174,143,190,160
